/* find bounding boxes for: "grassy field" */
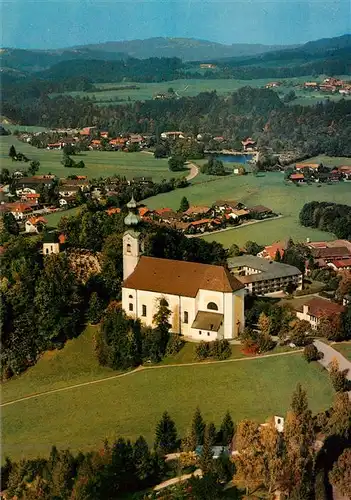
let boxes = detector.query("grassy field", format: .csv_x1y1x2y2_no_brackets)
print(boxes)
44,206,83,227
146,170,350,247
0,135,186,181
55,76,351,106
333,342,351,361
2,343,333,460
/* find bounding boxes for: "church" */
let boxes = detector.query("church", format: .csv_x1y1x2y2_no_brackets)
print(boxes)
121,197,245,341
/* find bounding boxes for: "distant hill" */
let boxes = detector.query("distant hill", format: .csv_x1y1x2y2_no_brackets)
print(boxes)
70,37,293,61
1,35,349,77
0,48,127,72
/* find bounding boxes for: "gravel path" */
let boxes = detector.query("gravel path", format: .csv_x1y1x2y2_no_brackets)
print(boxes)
1,350,302,408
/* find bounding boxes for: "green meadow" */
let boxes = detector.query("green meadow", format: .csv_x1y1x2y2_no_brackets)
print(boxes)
56,76,351,106
146,168,351,247
2,327,333,461
0,135,185,181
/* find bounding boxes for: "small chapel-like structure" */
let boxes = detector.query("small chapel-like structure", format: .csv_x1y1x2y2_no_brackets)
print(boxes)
121,197,245,340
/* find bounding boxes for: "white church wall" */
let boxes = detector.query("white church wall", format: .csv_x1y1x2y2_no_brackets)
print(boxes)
197,289,224,313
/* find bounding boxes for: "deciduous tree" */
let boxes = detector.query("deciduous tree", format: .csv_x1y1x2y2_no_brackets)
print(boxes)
329,449,351,498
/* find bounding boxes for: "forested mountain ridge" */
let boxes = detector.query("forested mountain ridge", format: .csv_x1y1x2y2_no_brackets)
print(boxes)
1,34,349,74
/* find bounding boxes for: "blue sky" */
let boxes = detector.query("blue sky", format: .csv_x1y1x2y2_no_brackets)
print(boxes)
2,0,350,49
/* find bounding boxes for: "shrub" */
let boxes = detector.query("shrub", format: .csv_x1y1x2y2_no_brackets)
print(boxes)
210,339,231,360
256,332,275,353
241,339,259,355
303,344,323,362
195,341,210,360
166,333,185,356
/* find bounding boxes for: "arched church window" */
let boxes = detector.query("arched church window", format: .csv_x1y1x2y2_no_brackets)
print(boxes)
126,243,131,253
129,294,133,299
207,302,218,311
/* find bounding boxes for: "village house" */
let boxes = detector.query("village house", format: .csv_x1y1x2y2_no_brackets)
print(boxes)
306,240,351,270
20,191,40,204
294,297,345,330
109,137,128,150
184,205,212,219
227,255,303,295
47,142,63,150
327,259,351,271
60,177,90,191
160,131,185,140
248,205,274,219
213,200,245,212
265,82,281,88
59,185,81,198
89,139,102,150
187,218,222,234
258,240,287,260
289,173,305,183
4,202,35,220
121,197,246,340
25,216,47,234
295,163,320,171
15,175,55,195
80,127,96,136
241,137,256,152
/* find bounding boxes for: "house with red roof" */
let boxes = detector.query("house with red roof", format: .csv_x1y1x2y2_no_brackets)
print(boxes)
258,240,288,260
25,216,47,234
241,137,256,151
289,173,305,183
295,297,345,330
20,192,40,204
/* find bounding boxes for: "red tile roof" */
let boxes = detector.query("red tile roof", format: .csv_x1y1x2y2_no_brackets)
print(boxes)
261,241,287,260
155,208,173,216
189,218,212,226
27,216,47,225
290,173,304,180
106,207,121,215
304,298,345,318
312,246,351,259
330,259,351,268
184,205,211,215
139,207,151,217
123,256,244,297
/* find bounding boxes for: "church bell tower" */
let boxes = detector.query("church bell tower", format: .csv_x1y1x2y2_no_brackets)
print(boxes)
123,195,144,280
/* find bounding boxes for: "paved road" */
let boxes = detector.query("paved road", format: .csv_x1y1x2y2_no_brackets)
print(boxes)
313,340,351,399
1,349,302,408
313,340,351,377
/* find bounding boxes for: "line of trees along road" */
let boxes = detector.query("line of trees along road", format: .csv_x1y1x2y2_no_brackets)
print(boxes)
1,386,350,499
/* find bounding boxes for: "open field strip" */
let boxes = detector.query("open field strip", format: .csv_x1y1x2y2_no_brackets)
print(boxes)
57,76,351,106
2,352,332,461
146,170,350,246
1,328,333,461
0,135,186,181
